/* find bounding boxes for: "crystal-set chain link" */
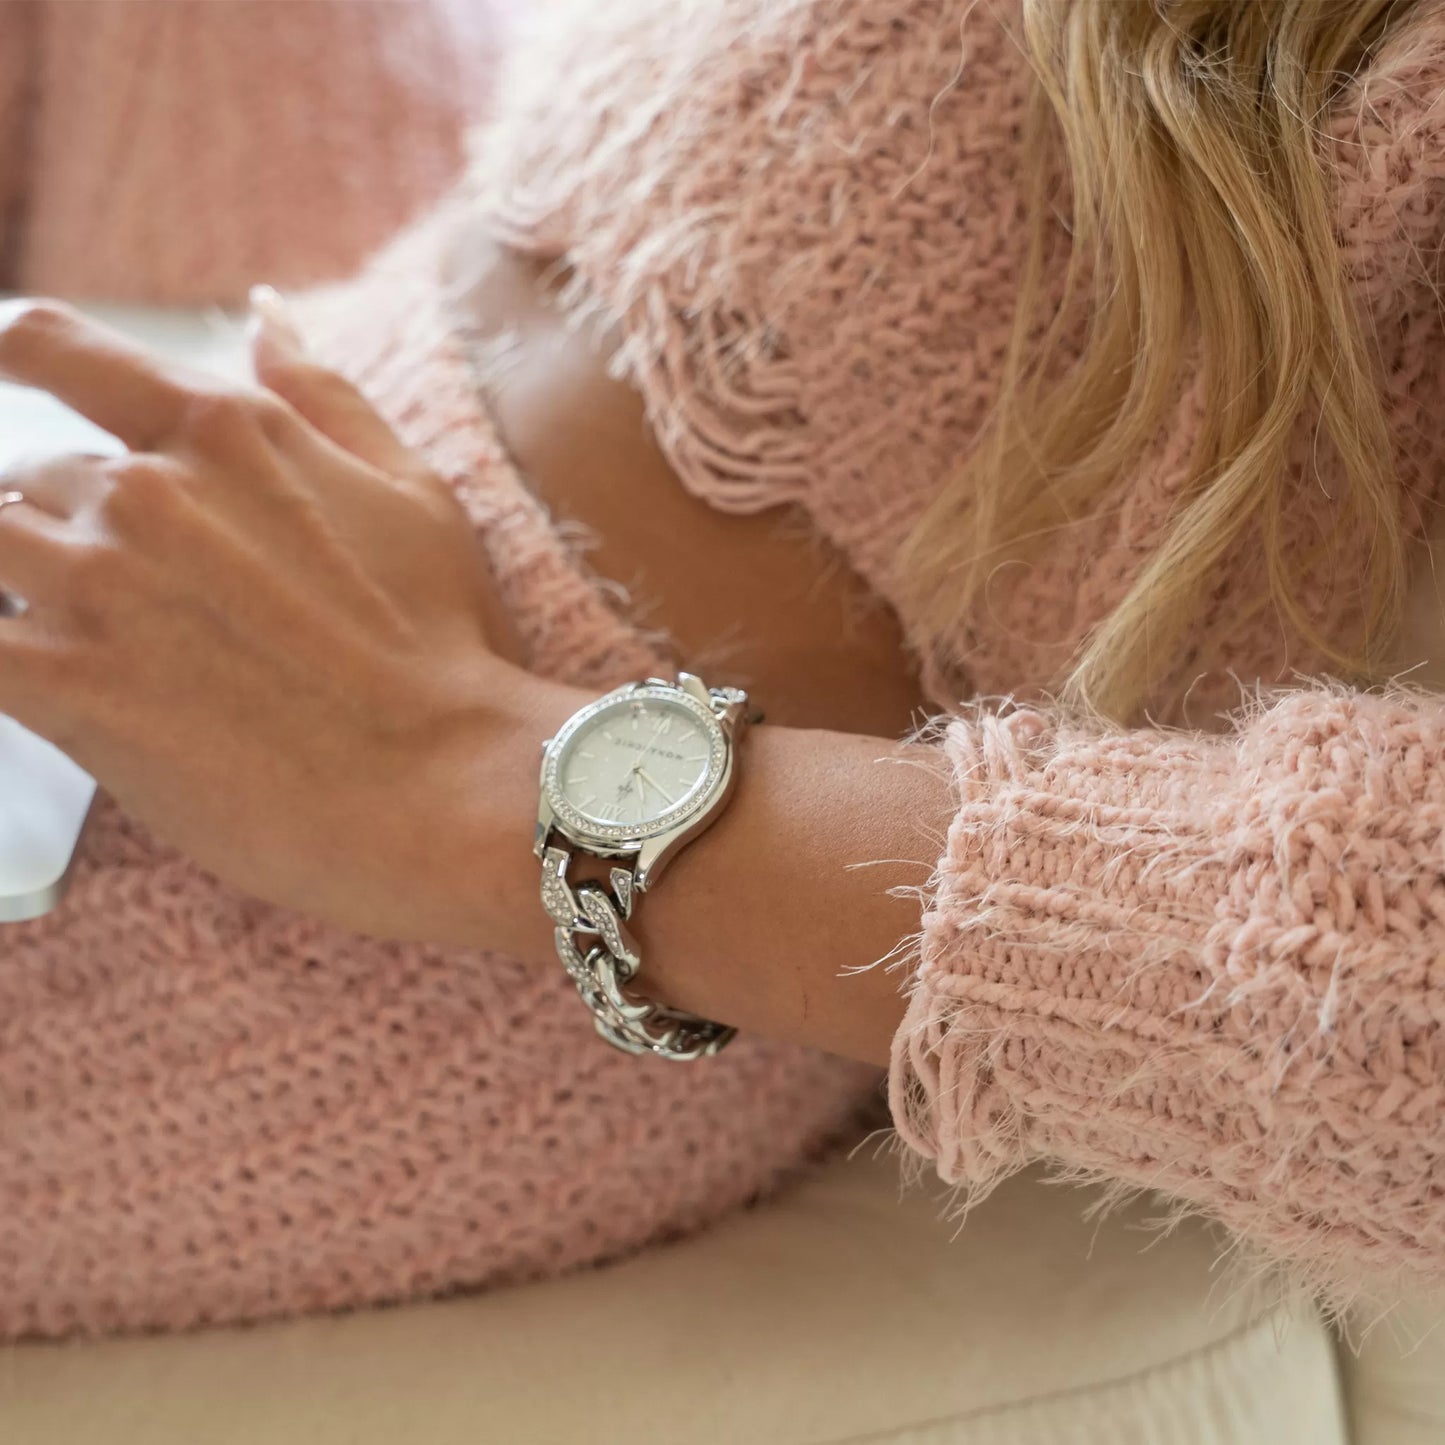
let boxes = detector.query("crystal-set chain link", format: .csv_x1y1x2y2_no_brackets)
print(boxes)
540,843,737,1060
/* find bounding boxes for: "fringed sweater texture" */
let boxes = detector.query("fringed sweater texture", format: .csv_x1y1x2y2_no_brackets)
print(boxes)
1,0,1443,1334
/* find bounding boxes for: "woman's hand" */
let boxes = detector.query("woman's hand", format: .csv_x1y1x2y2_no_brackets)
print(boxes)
0,291,946,1071
0,291,558,942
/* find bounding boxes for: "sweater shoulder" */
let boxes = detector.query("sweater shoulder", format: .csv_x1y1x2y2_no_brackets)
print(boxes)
462,0,1033,533
1326,1,1445,317
470,0,1030,311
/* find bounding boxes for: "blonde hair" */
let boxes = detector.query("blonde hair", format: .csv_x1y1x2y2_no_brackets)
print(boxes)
890,0,1417,725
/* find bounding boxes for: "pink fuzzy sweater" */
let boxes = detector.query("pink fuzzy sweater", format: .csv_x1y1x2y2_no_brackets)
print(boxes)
472,0,1445,1311
2,0,1445,1338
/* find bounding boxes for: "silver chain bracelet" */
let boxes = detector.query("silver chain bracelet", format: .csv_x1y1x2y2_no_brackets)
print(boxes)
540,843,737,1060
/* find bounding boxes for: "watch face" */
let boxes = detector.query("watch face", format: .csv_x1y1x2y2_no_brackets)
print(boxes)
544,686,727,842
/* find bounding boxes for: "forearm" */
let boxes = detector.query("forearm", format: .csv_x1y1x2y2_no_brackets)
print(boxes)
0,1,36,290
456,674,954,1067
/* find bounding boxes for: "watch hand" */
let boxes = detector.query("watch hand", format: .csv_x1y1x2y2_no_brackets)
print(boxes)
635,767,677,807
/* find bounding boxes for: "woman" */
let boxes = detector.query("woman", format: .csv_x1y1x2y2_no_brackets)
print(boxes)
1,0,1443,1340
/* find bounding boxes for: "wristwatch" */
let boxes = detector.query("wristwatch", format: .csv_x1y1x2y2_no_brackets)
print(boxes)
534,671,757,1061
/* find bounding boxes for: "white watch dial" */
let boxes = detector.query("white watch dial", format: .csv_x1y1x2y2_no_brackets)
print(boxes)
554,693,719,833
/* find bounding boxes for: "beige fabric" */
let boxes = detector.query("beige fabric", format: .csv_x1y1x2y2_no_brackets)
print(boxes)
0,1152,1345,1444
1342,1291,1445,1445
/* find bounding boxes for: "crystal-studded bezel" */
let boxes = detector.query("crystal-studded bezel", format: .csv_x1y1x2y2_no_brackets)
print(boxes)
543,683,728,844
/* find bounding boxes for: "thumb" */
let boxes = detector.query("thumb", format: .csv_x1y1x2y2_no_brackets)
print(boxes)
248,284,421,478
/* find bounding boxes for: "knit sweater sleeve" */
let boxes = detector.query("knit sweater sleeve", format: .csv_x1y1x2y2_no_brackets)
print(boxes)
888,683,1445,1309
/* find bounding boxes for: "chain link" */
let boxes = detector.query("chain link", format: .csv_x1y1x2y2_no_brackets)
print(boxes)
540,842,737,1061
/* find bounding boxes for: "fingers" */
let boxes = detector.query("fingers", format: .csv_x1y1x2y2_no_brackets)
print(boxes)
0,451,185,619
248,285,424,480
0,483,87,612
0,451,111,520
0,290,433,491
0,299,203,451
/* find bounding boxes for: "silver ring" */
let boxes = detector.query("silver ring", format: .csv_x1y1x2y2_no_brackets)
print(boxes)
0,489,25,514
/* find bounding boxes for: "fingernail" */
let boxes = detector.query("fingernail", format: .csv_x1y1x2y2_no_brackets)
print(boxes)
248,283,306,353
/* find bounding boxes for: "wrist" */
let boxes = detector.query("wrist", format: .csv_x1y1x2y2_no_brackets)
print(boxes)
420,662,928,1067
397,663,590,955
473,667,594,957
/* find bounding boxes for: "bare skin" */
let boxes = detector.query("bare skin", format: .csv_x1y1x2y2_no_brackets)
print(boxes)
0,242,1440,1071
1390,503,1445,692
429,235,948,1064
441,234,1445,706
438,230,931,741
429,232,1445,1061
0,291,944,1068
